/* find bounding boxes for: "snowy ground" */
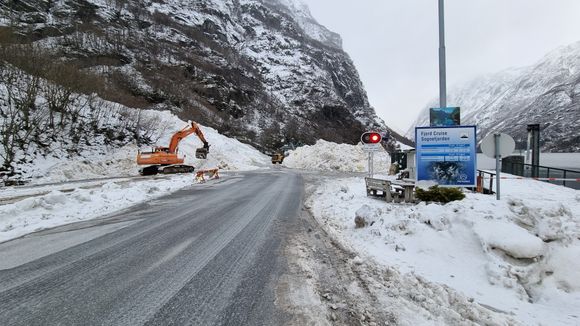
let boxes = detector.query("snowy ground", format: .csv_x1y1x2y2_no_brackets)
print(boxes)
0,110,270,243
3,128,579,324
307,173,580,325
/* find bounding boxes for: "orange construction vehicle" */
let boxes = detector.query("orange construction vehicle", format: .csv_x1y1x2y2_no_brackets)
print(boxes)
136,121,210,175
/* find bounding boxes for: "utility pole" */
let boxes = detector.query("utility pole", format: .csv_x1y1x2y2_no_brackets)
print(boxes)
438,0,447,108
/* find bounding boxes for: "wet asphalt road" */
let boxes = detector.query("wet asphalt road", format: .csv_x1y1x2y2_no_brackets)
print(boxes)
0,170,303,325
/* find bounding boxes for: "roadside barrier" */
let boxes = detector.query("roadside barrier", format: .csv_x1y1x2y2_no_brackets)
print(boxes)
499,177,580,181
195,168,220,183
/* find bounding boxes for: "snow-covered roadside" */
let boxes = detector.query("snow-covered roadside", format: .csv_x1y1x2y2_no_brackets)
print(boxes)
0,175,192,243
0,110,270,243
307,176,580,325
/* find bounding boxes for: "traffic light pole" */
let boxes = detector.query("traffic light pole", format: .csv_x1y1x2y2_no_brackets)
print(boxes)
368,152,374,178
361,132,381,178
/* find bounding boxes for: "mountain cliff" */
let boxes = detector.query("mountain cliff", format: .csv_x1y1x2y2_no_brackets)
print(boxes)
0,0,404,152
408,42,580,152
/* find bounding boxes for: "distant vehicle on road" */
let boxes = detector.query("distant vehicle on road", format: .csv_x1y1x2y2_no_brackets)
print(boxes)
271,152,284,164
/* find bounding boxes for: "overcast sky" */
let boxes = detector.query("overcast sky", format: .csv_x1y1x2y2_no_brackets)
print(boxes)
301,0,580,133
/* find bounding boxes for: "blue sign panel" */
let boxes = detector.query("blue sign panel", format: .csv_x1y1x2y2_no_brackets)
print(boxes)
430,107,460,126
415,126,477,187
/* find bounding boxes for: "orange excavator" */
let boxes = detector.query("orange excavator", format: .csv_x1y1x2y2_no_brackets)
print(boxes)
136,121,210,175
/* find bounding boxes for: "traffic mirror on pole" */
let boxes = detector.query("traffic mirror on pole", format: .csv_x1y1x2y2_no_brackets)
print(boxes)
361,132,382,144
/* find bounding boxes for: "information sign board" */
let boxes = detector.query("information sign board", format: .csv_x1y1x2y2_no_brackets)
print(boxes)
415,126,477,187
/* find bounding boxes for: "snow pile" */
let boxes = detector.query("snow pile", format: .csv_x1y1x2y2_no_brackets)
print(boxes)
149,111,270,172
20,145,139,184
307,176,580,325
0,175,192,243
18,110,269,184
284,140,390,173
474,220,545,259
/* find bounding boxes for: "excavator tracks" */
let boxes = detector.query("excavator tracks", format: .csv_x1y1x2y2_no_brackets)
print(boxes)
140,165,195,176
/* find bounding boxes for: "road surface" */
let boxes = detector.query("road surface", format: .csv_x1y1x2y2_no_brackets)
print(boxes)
0,170,303,325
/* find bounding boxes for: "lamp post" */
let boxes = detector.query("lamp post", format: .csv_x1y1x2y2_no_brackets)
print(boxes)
438,0,447,108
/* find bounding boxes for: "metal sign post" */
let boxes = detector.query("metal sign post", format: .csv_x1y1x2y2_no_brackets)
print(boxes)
481,133,516,201
368,152,374,178
363,144,380,177
438,0,447,108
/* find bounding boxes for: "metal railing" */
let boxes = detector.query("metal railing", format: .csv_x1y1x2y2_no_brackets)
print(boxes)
502,161,580,190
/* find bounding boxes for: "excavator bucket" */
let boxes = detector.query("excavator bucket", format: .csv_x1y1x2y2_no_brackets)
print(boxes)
195,147,208,159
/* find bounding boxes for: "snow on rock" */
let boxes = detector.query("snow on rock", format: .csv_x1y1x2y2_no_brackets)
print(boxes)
307,175,580,325
284,140,390,173
354,204,373,228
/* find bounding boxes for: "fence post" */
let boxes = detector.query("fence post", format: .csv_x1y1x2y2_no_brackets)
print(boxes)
563,170,567,188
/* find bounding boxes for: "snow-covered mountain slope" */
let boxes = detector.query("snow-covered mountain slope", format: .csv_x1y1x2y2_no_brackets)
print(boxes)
0,0,406,151
408,41,580,152
263,0,342,49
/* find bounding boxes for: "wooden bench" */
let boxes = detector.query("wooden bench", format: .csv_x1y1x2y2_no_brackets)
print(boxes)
391,179,416,203
365,177,394,202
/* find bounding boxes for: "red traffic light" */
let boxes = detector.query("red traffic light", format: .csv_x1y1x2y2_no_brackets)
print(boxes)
361,132,382,144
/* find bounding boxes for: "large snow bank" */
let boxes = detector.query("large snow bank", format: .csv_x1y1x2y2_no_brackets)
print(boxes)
19,110,269,184
0,175,192,243
307,176,580,325
284,139,390,173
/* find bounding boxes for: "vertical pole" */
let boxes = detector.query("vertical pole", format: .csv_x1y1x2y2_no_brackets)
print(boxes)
438,0,447,108
495,133,501,200
528,124,540,178
533,125,540,177
563,170,567,188
368,152,373,178
525,131,532,165
370,152,375,178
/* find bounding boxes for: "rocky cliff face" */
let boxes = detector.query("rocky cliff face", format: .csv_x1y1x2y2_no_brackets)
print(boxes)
408,42,580,152
0,0,405,151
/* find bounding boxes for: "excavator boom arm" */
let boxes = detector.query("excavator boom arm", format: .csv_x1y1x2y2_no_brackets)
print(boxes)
168,121,209,153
